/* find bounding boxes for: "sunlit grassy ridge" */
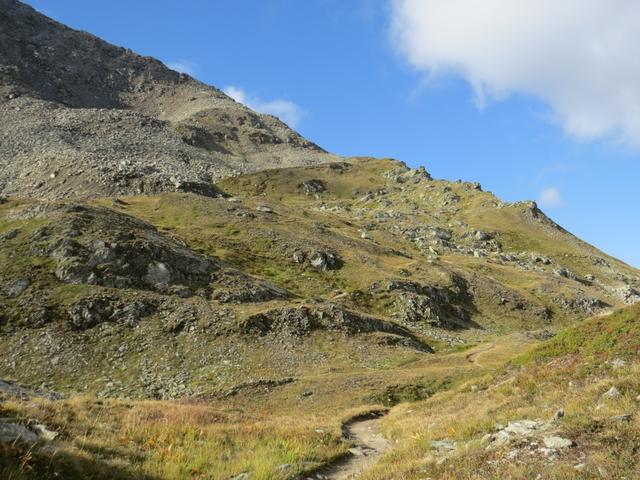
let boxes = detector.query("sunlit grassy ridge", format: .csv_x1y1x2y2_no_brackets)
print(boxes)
362,305,640,479
517,304,640,364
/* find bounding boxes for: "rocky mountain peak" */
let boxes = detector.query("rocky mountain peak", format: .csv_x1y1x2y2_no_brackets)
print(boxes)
0,0,337,199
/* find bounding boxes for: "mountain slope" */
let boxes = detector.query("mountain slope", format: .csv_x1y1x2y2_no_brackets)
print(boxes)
1,2,640,479
1,158,638,400
0,0,336,199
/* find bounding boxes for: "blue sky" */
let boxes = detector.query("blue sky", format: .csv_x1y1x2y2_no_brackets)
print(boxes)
25,0,639,267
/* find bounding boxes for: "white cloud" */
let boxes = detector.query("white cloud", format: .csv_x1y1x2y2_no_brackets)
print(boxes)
538,187,565,209
223,86,306,128
390,0,640,146
165,60,198,76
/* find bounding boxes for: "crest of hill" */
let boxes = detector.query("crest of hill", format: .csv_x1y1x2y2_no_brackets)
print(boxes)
0,0,337,200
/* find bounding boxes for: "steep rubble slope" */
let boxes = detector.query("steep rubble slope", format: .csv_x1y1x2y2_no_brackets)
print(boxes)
0,0,336,200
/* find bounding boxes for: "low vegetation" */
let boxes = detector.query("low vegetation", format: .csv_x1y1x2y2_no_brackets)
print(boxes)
363,305,640,479
1,397,348,480
1,331,540,479
1,157,639,480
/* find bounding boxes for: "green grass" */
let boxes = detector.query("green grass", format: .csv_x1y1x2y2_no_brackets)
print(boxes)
516,304,640,364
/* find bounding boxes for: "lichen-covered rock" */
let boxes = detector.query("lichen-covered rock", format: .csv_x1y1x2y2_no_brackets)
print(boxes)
67,295,156,330
394,293,444,326
212,271,288,303
612,285,640,304
602,386,622,400
0,423,39,444
26,204,218,294
0,379,63,400
32,424,58,441
4,278,30,298
552,293,610,315
299,179,326,195
0,228,19,242
308,250,341,271
242,303,432,351
554,267,577,280
290,248,342,271
543,436,574,449
386,280,471,329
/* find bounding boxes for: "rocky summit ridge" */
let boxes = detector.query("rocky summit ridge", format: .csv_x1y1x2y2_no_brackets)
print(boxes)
0,0,336,200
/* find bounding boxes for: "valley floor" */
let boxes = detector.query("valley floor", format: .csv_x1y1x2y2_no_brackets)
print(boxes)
1,331,540,479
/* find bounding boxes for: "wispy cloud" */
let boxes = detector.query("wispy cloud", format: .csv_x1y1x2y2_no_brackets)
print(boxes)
538,187,565,209
165,60,198,76
390,0,640,148
223,86,306,128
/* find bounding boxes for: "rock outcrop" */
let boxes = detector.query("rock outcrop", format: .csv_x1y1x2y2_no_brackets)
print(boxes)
16,204,218,294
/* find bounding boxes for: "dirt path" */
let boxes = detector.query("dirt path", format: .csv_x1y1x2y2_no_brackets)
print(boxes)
464,333,541,368
465,342,496,367
313,412,391,479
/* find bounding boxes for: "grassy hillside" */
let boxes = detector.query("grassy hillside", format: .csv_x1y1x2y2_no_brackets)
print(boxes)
1,158,639,479
2,158,638,400
364,305,640,479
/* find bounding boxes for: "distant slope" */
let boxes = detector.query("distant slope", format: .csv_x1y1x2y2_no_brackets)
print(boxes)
0,0,337,199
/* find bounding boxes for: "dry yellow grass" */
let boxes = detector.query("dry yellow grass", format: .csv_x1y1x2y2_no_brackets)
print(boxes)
3,308,639,479
1,396,351,480
0,332,540,479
